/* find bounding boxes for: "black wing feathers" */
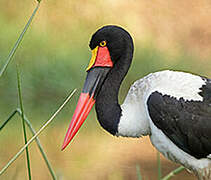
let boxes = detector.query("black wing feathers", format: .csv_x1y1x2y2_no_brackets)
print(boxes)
199,78,211,104
147,81,211,159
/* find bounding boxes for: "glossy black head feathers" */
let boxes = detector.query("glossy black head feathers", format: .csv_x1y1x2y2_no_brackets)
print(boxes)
89,25,134,65
89,25,134,135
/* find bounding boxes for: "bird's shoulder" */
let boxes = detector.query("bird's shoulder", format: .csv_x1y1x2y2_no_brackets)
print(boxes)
199,77,211,103
126,70,211,159
128,70,207,102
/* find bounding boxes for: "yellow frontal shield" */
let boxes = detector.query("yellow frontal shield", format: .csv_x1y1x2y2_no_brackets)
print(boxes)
86,46,98,71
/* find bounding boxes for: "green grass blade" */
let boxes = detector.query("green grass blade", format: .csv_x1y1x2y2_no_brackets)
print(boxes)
0,109,57,179
16,108,57,180
0,110,17,131
0,2,40,78
161,166,185,180
16,66,32,180
0,89,77,176
157,152,162,180
136,164,142,180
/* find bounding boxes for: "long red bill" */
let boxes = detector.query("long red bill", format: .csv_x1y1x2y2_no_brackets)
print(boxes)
62,93,95,150
62,45,112,150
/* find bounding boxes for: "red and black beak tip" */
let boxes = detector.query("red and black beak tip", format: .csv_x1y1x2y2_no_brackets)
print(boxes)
61,93,95,150
61,68,110,150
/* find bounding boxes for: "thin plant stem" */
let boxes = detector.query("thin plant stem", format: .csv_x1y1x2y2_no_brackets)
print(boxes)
136,164,142,180
0,2,40,78
16,109,57,180
16,66,31,180
0,110,17,131
161,166,185,180
157,152,162,180
0,109,57,179
0,89,77,176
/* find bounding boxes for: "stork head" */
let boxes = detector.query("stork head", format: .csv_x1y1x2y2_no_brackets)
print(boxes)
62,25,133,150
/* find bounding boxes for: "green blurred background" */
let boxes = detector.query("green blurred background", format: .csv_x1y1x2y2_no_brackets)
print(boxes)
0,0,210,179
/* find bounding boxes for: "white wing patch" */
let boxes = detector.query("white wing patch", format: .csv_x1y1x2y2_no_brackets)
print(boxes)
117,70,205,138
136,70,205,101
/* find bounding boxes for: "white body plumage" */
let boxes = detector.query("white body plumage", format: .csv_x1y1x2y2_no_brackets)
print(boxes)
117,70,211,179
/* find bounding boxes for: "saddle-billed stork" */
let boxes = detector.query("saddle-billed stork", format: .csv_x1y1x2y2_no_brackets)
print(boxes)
62,25,211,179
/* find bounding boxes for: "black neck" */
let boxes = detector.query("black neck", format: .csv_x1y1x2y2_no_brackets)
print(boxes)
95,45,133,135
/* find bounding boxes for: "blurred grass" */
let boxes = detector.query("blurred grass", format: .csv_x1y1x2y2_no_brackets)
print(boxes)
17,66,32,180
0,124,194,180
0,0,211,179
0,0,210,120
0,108,57,179
0,90,76,178
0,2,40,78
136,164,142,180
157,152,162,180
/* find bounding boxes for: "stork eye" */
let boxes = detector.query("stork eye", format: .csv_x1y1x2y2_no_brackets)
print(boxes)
99,41,107,47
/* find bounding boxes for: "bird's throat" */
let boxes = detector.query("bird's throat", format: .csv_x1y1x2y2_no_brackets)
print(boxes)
95,50,133,135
